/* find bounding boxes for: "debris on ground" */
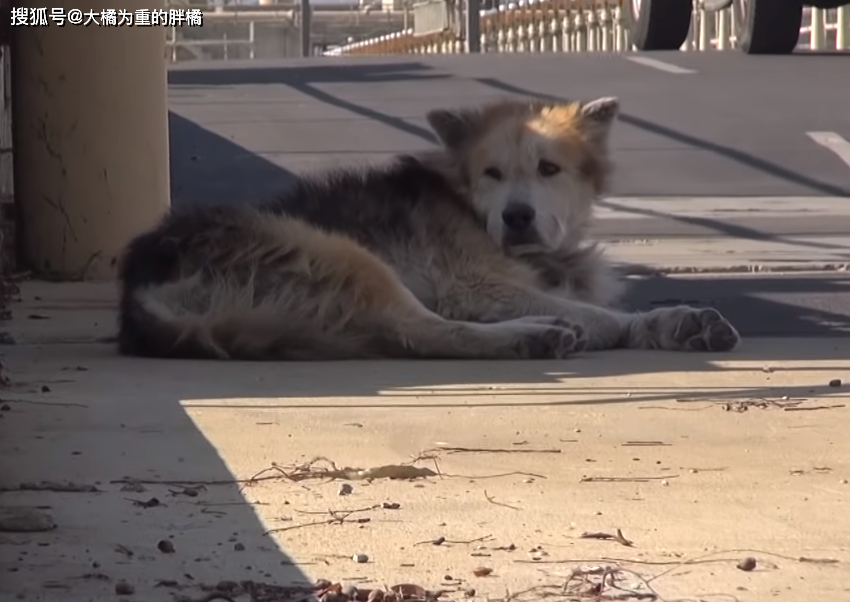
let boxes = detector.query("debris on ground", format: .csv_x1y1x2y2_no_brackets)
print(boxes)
247,458,439,484
191,580,449,602
579,529,634,547
114,580,135,595
157,539,176,553
736,556,757,571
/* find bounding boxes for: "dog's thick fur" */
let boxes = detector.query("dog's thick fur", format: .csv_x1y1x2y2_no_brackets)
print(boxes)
118,96,740,360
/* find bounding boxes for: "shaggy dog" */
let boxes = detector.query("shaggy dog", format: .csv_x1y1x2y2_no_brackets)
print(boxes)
117,97,740,360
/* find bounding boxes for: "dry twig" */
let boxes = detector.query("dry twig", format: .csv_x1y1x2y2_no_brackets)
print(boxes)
579,530,634,547
580,476,677,484
419,446,562,455
484,490,521,511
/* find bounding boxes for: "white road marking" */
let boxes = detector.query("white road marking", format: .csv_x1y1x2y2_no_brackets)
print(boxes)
625,56,696,74
807,131,850,170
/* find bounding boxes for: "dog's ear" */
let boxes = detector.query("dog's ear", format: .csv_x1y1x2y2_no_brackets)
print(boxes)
578,96,619,146
426,108,480,151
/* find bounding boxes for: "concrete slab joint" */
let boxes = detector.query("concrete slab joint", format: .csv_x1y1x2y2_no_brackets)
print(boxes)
11,1,171,280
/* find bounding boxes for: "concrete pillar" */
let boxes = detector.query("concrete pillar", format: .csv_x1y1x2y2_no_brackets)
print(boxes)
12,1,170,280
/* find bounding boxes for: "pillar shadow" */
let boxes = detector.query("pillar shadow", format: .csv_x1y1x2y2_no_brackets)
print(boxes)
169,111,298,207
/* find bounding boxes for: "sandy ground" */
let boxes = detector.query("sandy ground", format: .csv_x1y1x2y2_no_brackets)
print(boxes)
1,282,849,602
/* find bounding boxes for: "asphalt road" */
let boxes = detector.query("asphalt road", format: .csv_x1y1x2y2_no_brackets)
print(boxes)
166,52,850,338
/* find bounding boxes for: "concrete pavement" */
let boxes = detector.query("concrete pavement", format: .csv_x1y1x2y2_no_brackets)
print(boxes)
1,281,849,602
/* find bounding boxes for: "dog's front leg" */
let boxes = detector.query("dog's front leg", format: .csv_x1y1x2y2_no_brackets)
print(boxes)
441,280,740,353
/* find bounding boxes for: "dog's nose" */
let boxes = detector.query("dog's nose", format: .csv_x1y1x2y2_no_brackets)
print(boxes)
502,203,536,232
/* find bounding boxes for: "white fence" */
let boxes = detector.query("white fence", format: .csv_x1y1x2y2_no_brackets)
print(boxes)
325,1,849,55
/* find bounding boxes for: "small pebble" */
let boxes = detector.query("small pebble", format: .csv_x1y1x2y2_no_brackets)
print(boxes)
382,501,400,510
157,540,175,554
115,581,135,595
737,557,757,571
234,542,245,551
339,483,353,496
661,480,669,486
840,479,848,485
341,585,359,599
0,404,10,412
829,378,842,388
464,589,476,598
353,553,369,563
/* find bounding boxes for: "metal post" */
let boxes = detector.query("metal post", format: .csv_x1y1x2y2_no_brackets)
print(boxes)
466,0,481,52
838,6,848,51
300,0,312,57
249,21,255,60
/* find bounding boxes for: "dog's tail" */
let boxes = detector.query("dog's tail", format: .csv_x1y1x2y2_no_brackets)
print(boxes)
117,223,226,359
117,210,322,361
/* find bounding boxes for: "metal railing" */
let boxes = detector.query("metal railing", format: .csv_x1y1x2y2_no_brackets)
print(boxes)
324,0,850,55
164,2,410,61
166,8,296,61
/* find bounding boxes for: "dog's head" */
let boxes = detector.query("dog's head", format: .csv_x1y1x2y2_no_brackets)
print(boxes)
425,97,618,255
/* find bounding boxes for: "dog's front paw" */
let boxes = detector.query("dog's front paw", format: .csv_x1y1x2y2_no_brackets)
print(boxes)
511,317,588,358
640,306,740,352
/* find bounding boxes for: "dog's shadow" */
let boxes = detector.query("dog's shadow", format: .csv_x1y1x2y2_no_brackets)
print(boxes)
61,338,850,413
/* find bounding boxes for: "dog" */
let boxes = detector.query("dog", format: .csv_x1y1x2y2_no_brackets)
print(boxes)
117,96,740,360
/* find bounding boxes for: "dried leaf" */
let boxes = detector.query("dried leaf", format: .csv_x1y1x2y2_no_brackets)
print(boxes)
354,465,437,480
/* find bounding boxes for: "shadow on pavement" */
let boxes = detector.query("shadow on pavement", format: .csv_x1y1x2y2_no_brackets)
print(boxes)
621,273,850,338
0,344,313,600
167,61,450,207
61,343,850,408
169,111,298,205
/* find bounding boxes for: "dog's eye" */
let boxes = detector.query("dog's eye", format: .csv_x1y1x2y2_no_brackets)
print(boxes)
538,160,561,177
483,167,503,180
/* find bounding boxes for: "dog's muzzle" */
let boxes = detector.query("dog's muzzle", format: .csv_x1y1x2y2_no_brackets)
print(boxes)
501,202,540,247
